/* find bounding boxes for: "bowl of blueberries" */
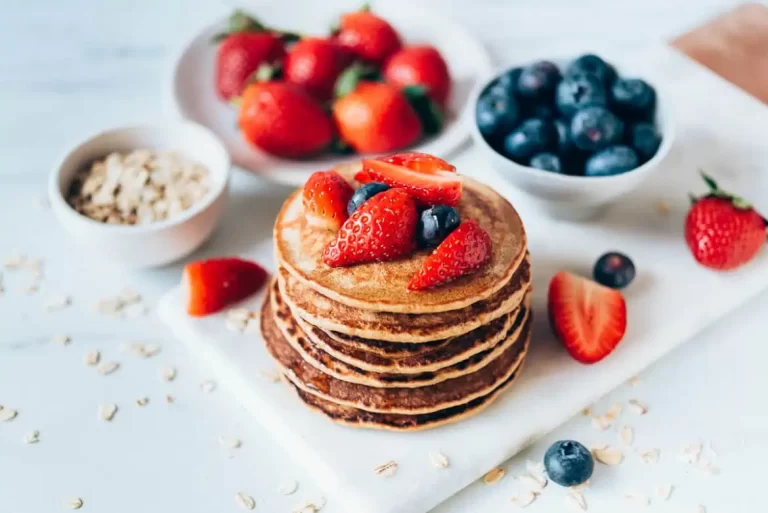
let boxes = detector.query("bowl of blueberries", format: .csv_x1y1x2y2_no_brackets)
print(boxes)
471,53,673,219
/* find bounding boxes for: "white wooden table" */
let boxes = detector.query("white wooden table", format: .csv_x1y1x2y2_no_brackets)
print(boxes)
1,1,763,512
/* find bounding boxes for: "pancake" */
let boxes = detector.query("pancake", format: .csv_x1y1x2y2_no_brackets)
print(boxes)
274,171,528,314
324,330,454,360
288,356,528,432
277,256,531,343
272,280,531,387
261,288,532,414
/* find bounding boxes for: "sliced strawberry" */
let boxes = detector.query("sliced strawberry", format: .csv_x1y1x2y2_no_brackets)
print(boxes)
379,152,456,173
356,158,462,206
408,220,491,290
184,257,268,317
547,271,627,364
302,170,355,231
323,188,417,267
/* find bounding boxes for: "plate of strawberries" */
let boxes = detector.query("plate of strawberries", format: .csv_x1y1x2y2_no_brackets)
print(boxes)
168,0,491,186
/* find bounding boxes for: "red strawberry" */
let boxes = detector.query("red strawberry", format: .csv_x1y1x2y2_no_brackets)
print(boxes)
332,81,422,154
184,257,268,317
548,271,627,364
379,152,456,173
323,189,417,267
356,156,462,206
685,172,766,271
335,7,402,65
238,82,333,158
284,38,350,101
214,11,286,101
384,45,451,107
302,170,355,231
408,220,491,290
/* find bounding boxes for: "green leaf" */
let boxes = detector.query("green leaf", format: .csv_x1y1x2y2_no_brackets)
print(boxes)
329,138,356,155
700,169,719,192
402,85,444,136
359,3,371,12
252,62,282,82
731,196,752,210
281,31,302,44
334,63,365,99
228,9,266,34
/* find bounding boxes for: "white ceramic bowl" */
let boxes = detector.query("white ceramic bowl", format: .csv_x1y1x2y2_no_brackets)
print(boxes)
49,121,231,268
469,57,675,220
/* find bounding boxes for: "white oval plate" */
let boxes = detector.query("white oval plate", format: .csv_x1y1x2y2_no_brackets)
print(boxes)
167,0,491,187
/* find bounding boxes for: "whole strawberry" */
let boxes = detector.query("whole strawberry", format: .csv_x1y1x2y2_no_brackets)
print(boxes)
238,82,333,158
323,188,417,267
384,45,452,107
685,172,767,271
302,170,354,231
214,10,286,101
284,38,350,101
335,6,402,65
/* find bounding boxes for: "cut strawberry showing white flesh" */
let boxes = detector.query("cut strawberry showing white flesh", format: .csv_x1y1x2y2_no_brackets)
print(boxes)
356,158,462,206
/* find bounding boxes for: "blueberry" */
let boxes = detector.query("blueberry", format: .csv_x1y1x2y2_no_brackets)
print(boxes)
529,152,563,173
570,106,623,152
555,73,607,118
502,118,557,161
517,60,562,101
594,251,636,289
347,182,390,215
521,101,557,121
544,440,594,487
486,67,522,99
585,145,639,177
417,205,460,248
629,123,661,162
566,54,617,85
476,93,520,142
611,78,655,120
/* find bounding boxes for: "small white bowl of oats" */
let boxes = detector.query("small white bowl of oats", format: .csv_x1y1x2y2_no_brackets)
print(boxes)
49,121,231,268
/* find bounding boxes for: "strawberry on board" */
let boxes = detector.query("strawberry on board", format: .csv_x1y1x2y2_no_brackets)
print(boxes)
384,45,452,107
323,188,417,267
184,257,268,317
685,172,767,271
408,220,492,291
356,154,462,206
334,5,402,65
214,10,287,101
548,271,627,364
302,170,355,231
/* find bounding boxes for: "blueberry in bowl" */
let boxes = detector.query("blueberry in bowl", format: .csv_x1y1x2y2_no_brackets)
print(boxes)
556,73,607,118
503,118,557,161
570,106,623,152
584,145,639,177
486,67,522,99
629,122,661,163
529,152,563,174
475,93,520,142
565,54,617,86
517,60,561,101
611,78,655,120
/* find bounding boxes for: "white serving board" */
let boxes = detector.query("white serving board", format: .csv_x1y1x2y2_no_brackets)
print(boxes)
159,45,768,513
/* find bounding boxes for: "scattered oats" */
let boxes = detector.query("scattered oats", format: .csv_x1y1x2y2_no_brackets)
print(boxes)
0,407,18,422
628,399,648,415
639,448,660,464
588,442,607,452
570,480,591,491
374,460,398,477
100,403,118,421
200,380,217,393
23,430,40,444
219,436,242,449
655,484,673,500
65,497,83,510
517,472,547,492
429,451,449,469
655,200,671,215
135,397,149,407
228,308,253,322
226,317,247,333
165,394,174,403
525,459,545,475
593,447,623,465
94,298,122,314
51,334,71,346
45,294,71,311
118,288,141,304
605,403,623,420
128,342,161,358
624,491,650,506
161,366,177,382
696,505,707,513
620,425,634,446
235,491,255,510
510,491,537,508
293,502,323,513
582,406,592,416
123,302,148,318
696,459,719,476
591,415,612,431
678,442,702,464
483,467,505,484
278,479,298,495
628,376,640,387
96,361,120,376
85,350,100,366
258,369,281,383
565,490,587,511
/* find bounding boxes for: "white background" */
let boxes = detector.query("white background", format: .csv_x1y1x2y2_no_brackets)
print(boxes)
1,1,765,512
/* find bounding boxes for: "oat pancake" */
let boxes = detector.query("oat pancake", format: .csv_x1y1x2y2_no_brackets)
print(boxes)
274,171,527,314
323,330,454,360
261,289,531,414
288,357,527,432
272,280,531,387
277,255,531,343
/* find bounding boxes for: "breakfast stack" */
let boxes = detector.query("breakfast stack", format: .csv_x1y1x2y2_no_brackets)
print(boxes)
261,154,531,431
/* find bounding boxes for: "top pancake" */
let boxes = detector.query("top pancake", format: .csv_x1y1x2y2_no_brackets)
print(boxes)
274,169,527,314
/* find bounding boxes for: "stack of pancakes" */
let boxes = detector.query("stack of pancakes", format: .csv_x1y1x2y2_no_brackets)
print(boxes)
261,174,532,431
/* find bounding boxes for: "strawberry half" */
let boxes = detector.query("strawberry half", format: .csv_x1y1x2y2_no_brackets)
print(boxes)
548,271,627,364
408,220,492,290
379,152,456,173
323,188,417,267
302,170,355,231
184,257,268,317
356,156,462,206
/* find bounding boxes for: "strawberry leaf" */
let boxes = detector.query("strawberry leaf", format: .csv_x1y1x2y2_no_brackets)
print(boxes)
334,63,379,98
360,3,371,12
403,85,444,136
732,196,753,210
329,138,356,155
211,9,267,42
700,170,719,192
252,62,282,82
